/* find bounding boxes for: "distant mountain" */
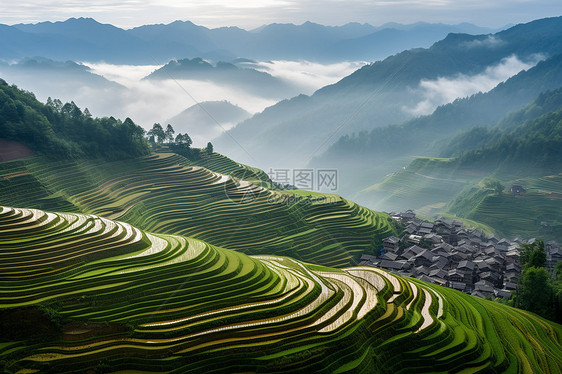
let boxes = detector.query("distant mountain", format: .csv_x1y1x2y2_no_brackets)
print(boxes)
357,88,562,240
144,58,298,99
374,21,502,34
0,17,497,64
313,52,562,201
324,22,501,61
0,57,125,119
166,101,251,146
0,57,123,89
214,16,562,171
11,18,155,63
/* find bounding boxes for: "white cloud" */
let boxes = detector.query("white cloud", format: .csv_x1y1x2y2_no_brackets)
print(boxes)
463,35,505,49
82,61,360,131
0,60,360,147
85,61,362,146
248,60,367,94
85,62,278,129
404,54,543,116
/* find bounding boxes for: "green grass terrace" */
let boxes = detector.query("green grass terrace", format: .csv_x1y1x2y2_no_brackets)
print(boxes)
0,153,397,268
1,207,561,373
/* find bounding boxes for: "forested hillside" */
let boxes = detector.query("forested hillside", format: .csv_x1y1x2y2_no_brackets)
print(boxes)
0,79,149,159
357,88,562,240
216,17,562,169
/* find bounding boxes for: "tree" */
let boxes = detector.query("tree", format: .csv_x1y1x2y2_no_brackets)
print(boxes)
175,133,192,147
169,133,193,158
53,98,63,112
147,123,165,144
554,262,562,323
484,179,504,195
555,262,562,280
46,97,63,112
520,240,546,269
165,124,175,143
517,266,554,318
206,142,214,155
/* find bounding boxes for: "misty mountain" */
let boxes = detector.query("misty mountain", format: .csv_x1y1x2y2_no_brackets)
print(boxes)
324,53,562,161
439,88,562,158
355,89,562,240
0,58,124,106
0,57,122,87
166,101,251,147
324,22,503,61
314,52,562,201
10,18,156,63
144,58,299,99
214,16,562,171
0,17,496,64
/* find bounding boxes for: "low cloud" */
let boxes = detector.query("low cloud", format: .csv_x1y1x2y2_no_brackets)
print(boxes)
249,60,367,94
463,35,505,49
85,63,280,143
0,60,362,147
405,54,543,116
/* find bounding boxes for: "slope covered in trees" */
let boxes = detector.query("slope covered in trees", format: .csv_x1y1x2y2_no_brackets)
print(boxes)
216,17,562,170
319,52,562,166
0,79,149,159
358,88,562,241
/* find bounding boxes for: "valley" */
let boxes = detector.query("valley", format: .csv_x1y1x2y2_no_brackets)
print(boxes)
1,9,562,374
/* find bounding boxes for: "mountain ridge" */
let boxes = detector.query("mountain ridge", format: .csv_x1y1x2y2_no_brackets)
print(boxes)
215,16,562,170
355,87,562,240
1,17,499,63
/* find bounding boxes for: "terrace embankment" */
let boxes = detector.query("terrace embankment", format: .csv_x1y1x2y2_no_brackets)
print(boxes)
1,206,561,373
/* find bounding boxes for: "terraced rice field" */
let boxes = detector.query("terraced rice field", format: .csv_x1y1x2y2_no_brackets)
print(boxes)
1,206,561,373
0,153,396,268
450,174,562,241
359,157,485,213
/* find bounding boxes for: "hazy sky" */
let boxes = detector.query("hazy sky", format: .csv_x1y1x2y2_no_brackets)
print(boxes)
0,0,560,29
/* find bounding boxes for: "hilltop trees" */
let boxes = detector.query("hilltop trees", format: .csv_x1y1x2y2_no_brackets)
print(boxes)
0,80,149,159
148,123,197,159
165,124,175,143
484,179,505,195
175,133,192,147
147,123,165,144
147,123,191,147
147,123,214,161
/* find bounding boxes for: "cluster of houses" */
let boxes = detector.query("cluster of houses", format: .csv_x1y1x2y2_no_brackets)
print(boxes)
359,211,562,300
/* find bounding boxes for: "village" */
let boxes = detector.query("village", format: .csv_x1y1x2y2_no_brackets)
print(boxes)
359,210,562,299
